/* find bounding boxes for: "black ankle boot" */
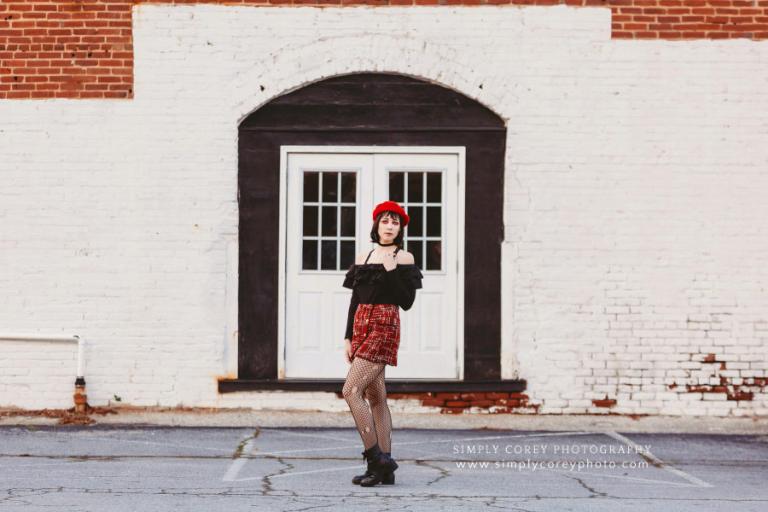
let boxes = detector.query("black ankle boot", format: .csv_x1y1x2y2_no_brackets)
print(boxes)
359,444,398,487
351,456,375,485
352,450,395,485
382,451,396,485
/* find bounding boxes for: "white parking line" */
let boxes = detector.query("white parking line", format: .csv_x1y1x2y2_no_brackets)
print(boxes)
222,437,257,482
255,443,361,456
605,431,713,488
258,428,355,443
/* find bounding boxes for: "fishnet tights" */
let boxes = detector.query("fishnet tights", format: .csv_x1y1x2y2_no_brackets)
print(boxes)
342,357,392,452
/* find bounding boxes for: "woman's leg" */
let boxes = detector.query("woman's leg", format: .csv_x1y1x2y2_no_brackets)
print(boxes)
365,367,392,453
342,357,386,450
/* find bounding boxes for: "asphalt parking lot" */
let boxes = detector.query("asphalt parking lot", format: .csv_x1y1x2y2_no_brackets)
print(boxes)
1,425,767,511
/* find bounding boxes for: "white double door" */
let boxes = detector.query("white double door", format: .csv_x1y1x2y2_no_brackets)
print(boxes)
281,147,463,379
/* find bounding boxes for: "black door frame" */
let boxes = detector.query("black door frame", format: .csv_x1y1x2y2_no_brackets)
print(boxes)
236,73,507,383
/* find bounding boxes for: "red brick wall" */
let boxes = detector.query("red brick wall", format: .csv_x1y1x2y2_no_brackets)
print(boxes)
1,0,767,99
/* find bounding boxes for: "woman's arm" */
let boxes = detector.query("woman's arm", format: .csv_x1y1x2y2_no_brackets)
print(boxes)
345,287,360,340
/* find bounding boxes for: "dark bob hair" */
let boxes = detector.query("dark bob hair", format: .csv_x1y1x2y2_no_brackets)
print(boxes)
369,210,405,248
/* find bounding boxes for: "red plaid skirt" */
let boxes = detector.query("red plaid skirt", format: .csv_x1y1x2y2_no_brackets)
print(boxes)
350,303,400,366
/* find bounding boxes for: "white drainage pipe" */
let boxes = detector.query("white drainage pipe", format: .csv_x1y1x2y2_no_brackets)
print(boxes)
0,333,87,412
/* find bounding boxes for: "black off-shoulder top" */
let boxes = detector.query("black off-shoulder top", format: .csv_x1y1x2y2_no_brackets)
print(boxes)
342,254,424,340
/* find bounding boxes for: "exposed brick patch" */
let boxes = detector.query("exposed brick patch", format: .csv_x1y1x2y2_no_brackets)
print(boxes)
1,0,767,100
391,391,540,413
728,390,754,401
674,353,768,401
687,384,728,393
335,389,541,413
592,396,617,408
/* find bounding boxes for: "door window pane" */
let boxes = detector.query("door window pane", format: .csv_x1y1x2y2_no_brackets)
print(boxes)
303,240,318,269
321,240,336,270
340,206,355,237
340,240,355,268
304,172,319,202
389,172,404,202
321,206,337,236
322,172,338,202
407,172,423,202
303,206,318,237
341,172,356,202
427,172,441,203
408,206,423,237
426,206,440,237
426,240,441,270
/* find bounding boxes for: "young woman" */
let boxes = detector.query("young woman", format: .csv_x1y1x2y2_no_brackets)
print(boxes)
341,200,423,487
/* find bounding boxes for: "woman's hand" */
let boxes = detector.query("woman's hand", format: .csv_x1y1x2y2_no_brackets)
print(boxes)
382,250,398,271
344,338,353,363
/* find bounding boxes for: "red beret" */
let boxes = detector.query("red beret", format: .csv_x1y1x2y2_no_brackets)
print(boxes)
372,200,409,228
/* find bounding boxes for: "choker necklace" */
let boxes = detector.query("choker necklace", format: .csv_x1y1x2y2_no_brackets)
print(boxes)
377,241,396,247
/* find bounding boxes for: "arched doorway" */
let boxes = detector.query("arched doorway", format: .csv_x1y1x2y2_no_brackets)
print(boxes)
237,73,506,383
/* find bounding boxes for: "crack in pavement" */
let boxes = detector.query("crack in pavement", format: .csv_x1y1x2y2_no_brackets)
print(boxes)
278,497,338,512
482,495,537,512
0,487,57,507
415,459,451,486
261,456,297,496
232,427,260,459
563,473,611,499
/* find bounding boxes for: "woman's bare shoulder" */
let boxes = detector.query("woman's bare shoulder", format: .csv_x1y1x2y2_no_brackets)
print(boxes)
355,251,370,265
396,250,415,265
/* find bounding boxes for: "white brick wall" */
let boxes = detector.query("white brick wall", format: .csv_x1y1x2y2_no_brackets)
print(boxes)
1,5,766,415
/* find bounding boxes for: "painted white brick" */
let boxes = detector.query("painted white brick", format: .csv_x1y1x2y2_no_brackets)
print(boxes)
1,4,767,417
702,394,729,401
